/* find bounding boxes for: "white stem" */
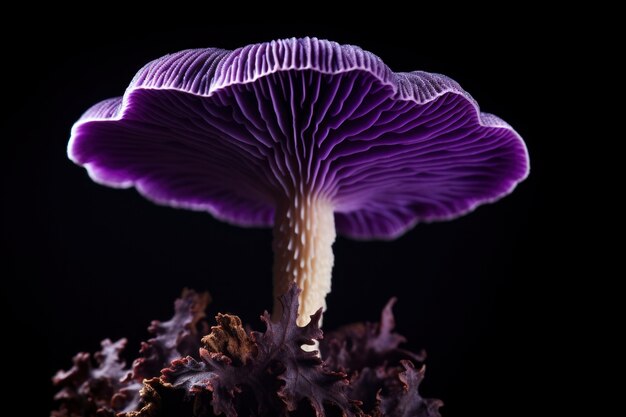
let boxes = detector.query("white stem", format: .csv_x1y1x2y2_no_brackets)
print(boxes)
272,193,336,326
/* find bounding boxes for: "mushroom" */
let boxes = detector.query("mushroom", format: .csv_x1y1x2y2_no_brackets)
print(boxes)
69,38,529,326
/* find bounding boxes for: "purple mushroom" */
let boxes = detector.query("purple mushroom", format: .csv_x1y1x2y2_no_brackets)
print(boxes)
69,38,529,326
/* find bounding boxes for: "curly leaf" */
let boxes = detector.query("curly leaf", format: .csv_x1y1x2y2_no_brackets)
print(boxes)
321,298,424,373
376,361,443,417
132,289,210,380
161,285,357,417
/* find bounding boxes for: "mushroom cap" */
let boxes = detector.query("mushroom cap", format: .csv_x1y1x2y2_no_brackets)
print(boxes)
69,37,529,239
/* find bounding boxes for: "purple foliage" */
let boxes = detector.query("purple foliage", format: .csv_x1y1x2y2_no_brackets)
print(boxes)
131,289,210,380
51,339,139,417
51,289,210,416
52,286,441,417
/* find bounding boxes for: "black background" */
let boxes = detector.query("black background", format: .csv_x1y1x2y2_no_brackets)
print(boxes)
3,23,560,416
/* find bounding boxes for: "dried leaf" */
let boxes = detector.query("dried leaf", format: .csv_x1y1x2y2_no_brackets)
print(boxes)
202,314,256,365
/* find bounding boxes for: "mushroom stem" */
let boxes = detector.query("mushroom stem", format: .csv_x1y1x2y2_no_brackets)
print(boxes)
272,193,336,326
